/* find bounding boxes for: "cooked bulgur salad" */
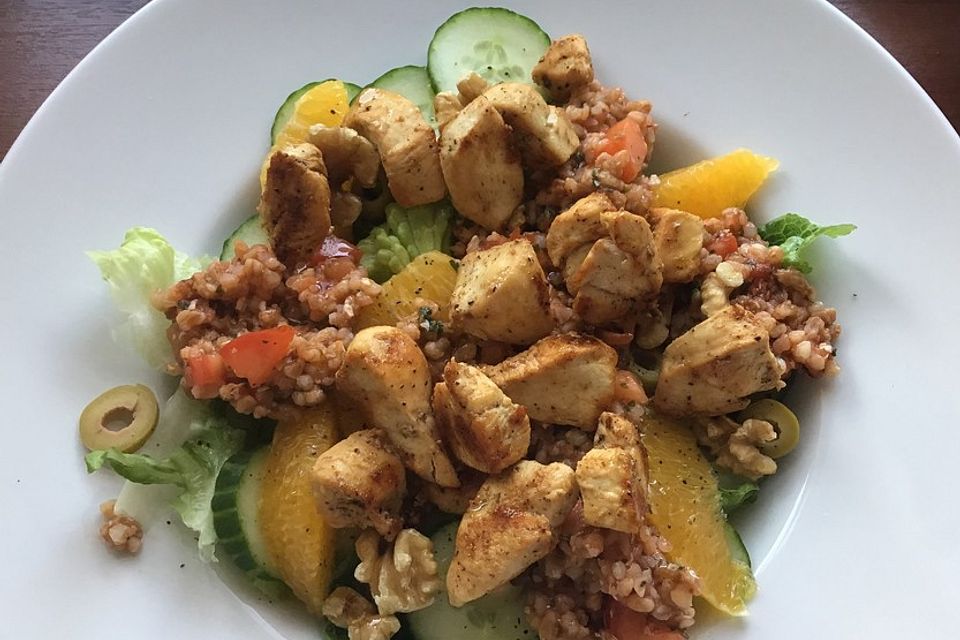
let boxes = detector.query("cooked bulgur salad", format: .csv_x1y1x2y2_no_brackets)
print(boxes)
81,7,854,639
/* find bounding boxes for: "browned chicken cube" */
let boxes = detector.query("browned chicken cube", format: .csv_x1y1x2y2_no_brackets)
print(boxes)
446,461,578,606
345,88,446,207
311,429,406,539
482,82,580,167
336,326,459,488
482,334,617,429
575,447,641,533
654,305,783,416
433,360,530,474
649,208,704,283
532,34,595,101
439,94,524,230
258,142,331,266
450,239,554,345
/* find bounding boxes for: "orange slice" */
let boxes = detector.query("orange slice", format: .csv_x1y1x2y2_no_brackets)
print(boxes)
259,402,338,614
653,148,778,218
356,251,458,329
641,412,756,615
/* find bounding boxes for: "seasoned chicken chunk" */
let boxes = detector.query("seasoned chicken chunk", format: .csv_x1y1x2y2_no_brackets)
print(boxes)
447,461,578,606
576,412,650,533
482,82,580,167
649,208,704,283
654,305,783,416
345,88,446,207
575,447,640,533
311,429,406,538
433,360,531,474
547,194,663,325
433,92,463,132
483,334,617,429
336,326,459,487
532,34,595,102
450,239,553,345
439,95,524,230
258,142,331,266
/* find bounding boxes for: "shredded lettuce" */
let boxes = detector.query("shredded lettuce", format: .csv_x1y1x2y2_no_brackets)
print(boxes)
87,227,211,369
86,392,244,562
757,213,856,273
358,202,453,282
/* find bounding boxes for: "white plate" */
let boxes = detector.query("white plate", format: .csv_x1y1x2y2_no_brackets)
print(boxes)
1,0,958,637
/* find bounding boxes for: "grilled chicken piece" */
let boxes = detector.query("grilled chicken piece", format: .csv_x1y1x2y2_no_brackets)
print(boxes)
433,92,464,132
482,334,617,429
654,305,783,416
423,469,484,515
575,447,641,533
433,360,530,474
575,412,650,533
336,326,459,487
532,34,595,102
547,194,663,325
345,88,446,207
311,429,406,538
439,95,524,230
649,208,704,283
258,142,331,266
482,82,579,167
450,239,553,345
446,461,578,606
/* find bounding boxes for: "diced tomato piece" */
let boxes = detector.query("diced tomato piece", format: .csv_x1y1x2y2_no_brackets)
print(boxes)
588,118,649,183
219,325,296,386
605,599,686,640
184,354,227,399
709,231,739,258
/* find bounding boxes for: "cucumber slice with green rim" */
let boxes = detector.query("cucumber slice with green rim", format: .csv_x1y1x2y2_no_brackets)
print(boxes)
427,7,551,94
369,65,436,124
407,521,533,640
220,214,269,260
270,79,362,144
724,521,752,569
212,447,287,597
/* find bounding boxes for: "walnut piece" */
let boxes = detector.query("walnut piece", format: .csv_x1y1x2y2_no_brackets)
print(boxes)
354,529,441,615
322,586,401,640
693,416,778,480
98,499,143,554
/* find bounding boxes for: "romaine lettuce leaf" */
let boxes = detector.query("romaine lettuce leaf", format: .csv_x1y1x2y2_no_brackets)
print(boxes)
85,391,244,562
757,213,856,273
87,227,210,369
359,202,453,282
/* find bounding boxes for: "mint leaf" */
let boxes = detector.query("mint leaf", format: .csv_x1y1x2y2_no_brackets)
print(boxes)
757,213,856,273
717,470,759,514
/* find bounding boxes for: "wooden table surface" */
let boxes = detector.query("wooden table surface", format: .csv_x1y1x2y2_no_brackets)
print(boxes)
1,0,957,159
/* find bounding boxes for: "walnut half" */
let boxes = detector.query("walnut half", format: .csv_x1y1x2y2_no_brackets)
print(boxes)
354,529,441,615
322,586,401,640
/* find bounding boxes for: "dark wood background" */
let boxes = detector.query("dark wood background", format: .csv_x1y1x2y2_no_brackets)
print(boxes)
1,0,957,159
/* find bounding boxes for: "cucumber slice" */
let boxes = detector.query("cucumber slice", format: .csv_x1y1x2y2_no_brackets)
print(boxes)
724,521,752,569
407,521,533,640
427,7,550,94
270,79,362,144
369,65,436,124
212,447,287,596
220,214,269,260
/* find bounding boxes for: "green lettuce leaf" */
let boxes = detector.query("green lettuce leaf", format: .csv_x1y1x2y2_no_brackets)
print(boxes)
757,213,856,273
358,202,453,282
87,227,210,369
86,393,244,562
717,470,759,514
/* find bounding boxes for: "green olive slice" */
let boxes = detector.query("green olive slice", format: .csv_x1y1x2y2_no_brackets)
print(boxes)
737,399,800,459
79,384,159,452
